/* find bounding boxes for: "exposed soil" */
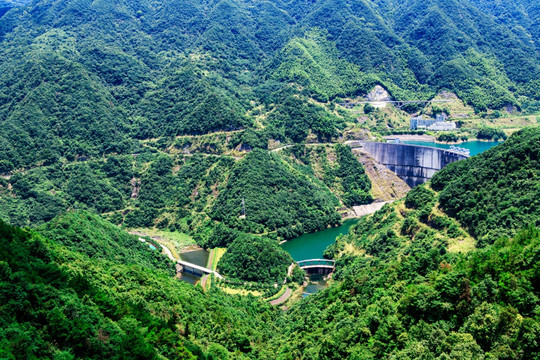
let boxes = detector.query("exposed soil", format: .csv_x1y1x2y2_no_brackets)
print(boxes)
353,149,410,201
270,287,292,306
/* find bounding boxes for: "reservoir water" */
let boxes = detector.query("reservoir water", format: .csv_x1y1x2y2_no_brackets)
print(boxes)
399,140,501,156
282,221,359,297
281,219,359,262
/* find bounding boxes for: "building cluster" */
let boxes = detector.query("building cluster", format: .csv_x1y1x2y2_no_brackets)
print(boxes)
410,114,456,131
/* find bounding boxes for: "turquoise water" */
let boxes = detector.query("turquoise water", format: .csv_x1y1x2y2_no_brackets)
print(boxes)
400,140,501,156
281,219,359,262
303,282,329,297
148,244,157,251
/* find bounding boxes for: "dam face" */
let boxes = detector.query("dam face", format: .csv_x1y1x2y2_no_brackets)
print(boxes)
350,142,468,188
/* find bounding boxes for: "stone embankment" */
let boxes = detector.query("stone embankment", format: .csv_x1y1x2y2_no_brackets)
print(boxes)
351,201,392,217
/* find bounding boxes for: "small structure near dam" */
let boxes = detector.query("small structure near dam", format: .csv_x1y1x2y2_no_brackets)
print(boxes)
350,141,469,188
178,260,223,279
297,259,335,275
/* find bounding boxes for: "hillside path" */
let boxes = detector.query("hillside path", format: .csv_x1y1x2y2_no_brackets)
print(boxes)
270,287,292,306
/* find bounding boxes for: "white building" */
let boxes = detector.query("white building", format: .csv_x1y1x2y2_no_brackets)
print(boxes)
410,114,456,131
427,121,456,131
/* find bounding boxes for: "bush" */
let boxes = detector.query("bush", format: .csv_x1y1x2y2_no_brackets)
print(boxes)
364,103,375,114
0,160,14,173
437,133,459,143
477,128,507,141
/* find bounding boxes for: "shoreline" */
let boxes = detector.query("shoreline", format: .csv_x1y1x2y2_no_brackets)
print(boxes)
383,134,435,141
281,201,391,245
180,245,204,253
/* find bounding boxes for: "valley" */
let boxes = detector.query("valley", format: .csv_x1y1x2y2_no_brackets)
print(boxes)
0,0,538,359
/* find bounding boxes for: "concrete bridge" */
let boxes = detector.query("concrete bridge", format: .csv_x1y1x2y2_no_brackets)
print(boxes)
178,260,223,279
349,141,468,188
297,259,335,274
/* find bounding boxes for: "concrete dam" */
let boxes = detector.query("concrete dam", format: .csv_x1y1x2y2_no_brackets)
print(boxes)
350,141,469,188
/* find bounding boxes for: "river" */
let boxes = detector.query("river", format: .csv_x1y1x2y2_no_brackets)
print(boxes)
281,219,359,262
399,140,501,156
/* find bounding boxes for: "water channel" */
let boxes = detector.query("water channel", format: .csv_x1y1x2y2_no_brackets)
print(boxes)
282,219,360,297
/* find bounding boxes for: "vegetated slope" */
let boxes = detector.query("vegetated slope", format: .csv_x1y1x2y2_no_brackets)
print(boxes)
0,147,354,248
218,234,293,283
38,211,173,273
272,127,540,359
212,149,341,240
0,0,538,170
432,127,540,246
278,143,373,207
0,213,281,359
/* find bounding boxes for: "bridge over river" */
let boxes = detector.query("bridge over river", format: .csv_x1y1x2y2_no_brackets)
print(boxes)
297,259,335,275
178,260,223,279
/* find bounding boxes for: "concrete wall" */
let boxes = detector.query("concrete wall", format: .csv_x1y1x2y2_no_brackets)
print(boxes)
351,142,468,188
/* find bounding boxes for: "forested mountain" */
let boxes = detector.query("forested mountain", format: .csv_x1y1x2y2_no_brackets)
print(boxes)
0,128,538,359
274,126,540,359
0,0,538,170
0,0,539,358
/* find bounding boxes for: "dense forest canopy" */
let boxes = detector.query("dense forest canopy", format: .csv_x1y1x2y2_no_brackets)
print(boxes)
0,0,538,170
0,128,538,359
0,0,539,358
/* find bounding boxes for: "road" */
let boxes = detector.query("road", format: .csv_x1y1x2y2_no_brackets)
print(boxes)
270,287,292,306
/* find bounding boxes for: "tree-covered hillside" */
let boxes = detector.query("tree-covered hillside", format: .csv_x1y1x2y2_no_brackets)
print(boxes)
0,213,281,359
0,0,538,170
0,147,352,242
272,127,540,359
0,127,538,360
212,149,341,239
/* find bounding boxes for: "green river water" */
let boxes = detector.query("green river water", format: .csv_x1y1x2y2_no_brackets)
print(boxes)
281,219,359,262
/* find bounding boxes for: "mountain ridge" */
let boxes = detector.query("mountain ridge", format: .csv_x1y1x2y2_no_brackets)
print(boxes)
0,0,538,170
